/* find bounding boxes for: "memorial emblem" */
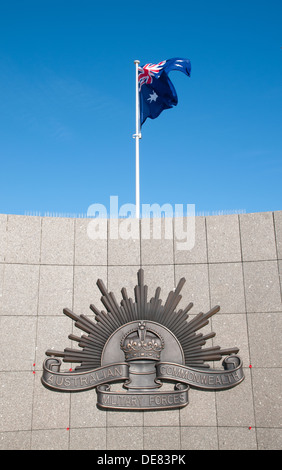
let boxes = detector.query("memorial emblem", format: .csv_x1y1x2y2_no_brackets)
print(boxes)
42,269,244,410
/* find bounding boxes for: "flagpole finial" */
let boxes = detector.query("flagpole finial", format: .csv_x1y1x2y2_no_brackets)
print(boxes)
134,59,140,64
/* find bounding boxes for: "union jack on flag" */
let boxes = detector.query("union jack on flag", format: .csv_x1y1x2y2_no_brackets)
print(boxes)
138,58,191,125
138,61,167,89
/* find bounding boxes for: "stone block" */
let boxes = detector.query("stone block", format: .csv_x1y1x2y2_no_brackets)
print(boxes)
69,427,106,450
108,218,140,265
107,426,143,450
140,265,175,303
0,316,37,371
5,215,41,264
143,426,180,450
209,263,245,313
107,410,143,428
73,265,107,316
0,264,4,304
0,372,34,432
257,428,282,450
35,316,72,370
0,431,31,450
0,214,7,262
38,265,73,315
180,388,216,426
31,429,69,450
41,217,74,265
211,314,249,366
107,265,140,300
180,427,218,450
175,264,210,313
174,216,207,264
274,211,282,259
218,427,257,450
0,264,39,316
278,260,282,291
206,214,241,263
75,218,107,266
141,218,173,265
243,261,282,312
240,212,277,261
70,389,106,428
32,374,70,430
216,368,255,427
252,368,282,427
248,313,282,367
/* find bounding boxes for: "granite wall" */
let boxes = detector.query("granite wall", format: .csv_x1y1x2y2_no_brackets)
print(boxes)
0,211,281,450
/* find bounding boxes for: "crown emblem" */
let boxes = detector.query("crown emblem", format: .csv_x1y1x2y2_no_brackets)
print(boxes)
120,321,165,362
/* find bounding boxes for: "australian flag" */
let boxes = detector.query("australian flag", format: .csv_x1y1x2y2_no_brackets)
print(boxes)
138,58,191,126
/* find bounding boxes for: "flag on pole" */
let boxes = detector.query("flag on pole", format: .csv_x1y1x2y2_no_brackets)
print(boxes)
138,58,191,125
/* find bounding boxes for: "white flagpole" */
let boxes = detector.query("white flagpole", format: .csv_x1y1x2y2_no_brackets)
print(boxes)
134,59,141,219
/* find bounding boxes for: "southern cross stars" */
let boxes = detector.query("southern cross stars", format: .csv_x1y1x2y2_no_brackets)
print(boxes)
147,91,158,103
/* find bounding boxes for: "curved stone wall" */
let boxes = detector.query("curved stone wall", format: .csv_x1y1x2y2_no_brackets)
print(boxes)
0,211,281,450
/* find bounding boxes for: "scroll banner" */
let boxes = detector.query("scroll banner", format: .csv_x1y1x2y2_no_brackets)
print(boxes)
42,355,243,410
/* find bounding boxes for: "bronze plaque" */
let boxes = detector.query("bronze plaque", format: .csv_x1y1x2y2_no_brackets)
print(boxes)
42,269,244,410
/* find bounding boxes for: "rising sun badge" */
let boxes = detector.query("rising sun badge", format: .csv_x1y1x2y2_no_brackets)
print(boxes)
41,269,244,410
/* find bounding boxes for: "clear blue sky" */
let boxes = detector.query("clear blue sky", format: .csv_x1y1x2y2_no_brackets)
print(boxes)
0,0,281,216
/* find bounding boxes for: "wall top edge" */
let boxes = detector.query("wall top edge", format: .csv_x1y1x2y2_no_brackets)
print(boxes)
0,209,281,221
